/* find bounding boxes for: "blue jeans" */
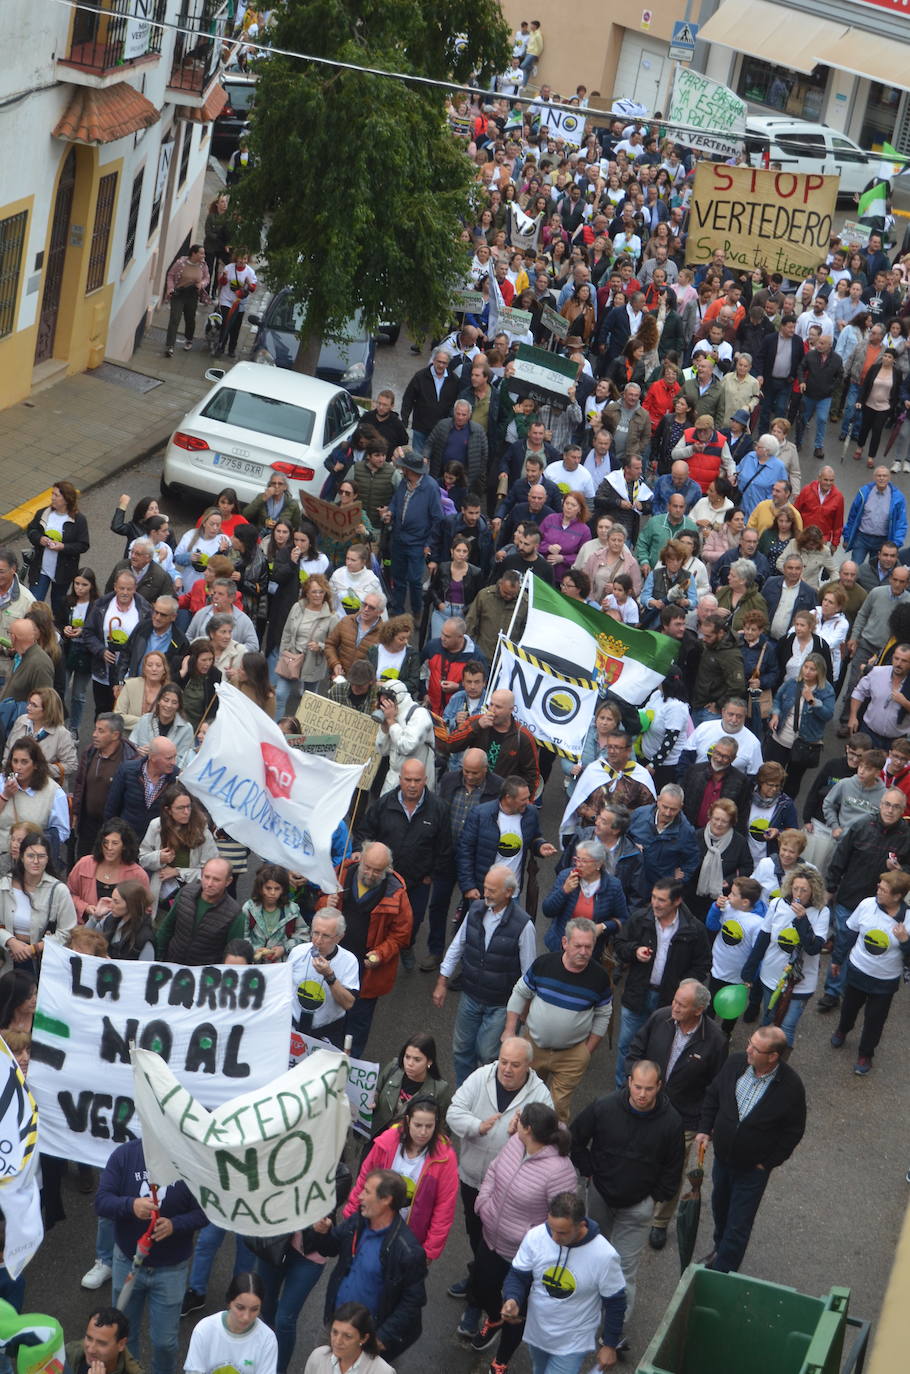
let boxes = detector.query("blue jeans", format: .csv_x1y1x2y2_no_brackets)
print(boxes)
839,382,862,440
344,996,377,1059
256,1251,324,1373
691,707,722,726
527,1347,586,1374
760,378,793,431
67,665,91,733
800,394,831,451
112,1247,187,1374
426,872,457,956
188,1223,255,1294
409,431,428,456
710,1157,770,1272
389,544,427,617
847,532,887,567
614,989,661,1089
825,902,853,999
96,1216,114,1266
760,985,809,1048
453,995,507,1085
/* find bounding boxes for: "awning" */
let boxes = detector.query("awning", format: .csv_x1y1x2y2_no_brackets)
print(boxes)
813,29,910,89
53,82,159,145
699,0,847,75
176,83,228,124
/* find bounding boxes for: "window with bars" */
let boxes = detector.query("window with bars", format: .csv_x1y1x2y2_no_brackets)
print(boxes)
123,168,144,268
0,211,27,339
86,172,118,294
178,122,193,188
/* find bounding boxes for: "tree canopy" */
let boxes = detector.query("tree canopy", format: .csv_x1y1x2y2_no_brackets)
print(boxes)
232,0,510,367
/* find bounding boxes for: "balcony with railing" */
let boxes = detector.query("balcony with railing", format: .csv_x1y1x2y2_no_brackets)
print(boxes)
166,0,229,104
57,0,167,88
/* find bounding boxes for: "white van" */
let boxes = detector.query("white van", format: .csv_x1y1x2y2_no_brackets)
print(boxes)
744,117,872,198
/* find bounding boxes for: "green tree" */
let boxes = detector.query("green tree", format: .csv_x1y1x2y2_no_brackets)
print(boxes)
232,0,510,372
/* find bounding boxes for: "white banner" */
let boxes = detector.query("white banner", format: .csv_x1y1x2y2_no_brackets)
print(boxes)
181,683,363,892
493,635,598,759
539,107,587,148
290,1029,378,1137
0,1041,42,1278
131,1046,350,1235
30,944,294,1167
123,0,154,60
665,68,745,159
508,205,542,250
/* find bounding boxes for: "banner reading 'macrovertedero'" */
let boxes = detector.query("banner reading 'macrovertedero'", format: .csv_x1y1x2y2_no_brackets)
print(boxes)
131,1046,350,1235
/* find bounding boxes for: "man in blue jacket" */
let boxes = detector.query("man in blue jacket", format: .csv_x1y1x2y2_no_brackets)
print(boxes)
627,786,700,890
379,450,444,616
96,1139,206,1374
843,465,908,568
457,775,558,901
103,738,178,836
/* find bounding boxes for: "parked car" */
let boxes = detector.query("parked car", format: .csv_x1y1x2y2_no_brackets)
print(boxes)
248,289,401,394
211,74,257,157
248,290,378,396
161,361,361,504
744,117,872,199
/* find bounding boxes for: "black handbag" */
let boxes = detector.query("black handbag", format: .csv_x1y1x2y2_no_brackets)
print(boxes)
790,736,821,769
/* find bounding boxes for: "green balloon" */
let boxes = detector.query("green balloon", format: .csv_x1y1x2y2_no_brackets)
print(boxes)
713,983,749,1019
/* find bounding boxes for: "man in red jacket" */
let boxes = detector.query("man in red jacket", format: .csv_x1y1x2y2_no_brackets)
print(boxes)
794,465,845,549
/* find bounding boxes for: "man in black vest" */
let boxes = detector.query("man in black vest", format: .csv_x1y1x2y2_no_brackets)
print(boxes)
432,864,536,1085
156,858,243,964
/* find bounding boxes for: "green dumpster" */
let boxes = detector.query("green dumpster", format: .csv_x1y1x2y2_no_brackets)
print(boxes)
637,1266,850,1374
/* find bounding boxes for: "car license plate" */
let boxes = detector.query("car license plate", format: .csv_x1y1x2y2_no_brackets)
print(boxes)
212,452,261,477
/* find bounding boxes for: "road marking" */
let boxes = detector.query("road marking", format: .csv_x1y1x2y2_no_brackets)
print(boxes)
1,489,53,529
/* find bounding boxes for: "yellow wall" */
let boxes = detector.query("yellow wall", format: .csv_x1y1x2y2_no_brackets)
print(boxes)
0,195,36,410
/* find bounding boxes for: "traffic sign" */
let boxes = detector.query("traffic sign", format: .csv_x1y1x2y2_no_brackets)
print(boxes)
669,19,699,61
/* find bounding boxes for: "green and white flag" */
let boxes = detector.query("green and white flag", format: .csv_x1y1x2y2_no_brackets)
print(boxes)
520,576,679,704
492,635,598,759
857,180,887,222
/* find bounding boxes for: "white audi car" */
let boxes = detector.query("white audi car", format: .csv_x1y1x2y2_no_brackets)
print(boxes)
161,361,361,504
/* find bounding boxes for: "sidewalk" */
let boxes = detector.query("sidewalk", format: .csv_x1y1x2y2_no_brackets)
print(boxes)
0,162,229,543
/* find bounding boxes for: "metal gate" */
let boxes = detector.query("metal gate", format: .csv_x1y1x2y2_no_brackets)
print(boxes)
34,148,77,365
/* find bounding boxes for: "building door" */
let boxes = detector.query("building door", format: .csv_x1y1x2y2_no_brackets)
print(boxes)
633,53,665,113
34,148,77,365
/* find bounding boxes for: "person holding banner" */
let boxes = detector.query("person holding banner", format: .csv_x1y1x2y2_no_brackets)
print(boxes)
96,1138,207,1374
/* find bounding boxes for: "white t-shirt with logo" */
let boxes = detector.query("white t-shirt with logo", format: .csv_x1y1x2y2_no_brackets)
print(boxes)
390,1141,427,1220
846,897,909,981
757,897,829,996
496,807,525,879
287,941,360,1030
40,510,68,579
184,1312,278,1374
512,1222,625,1354
711,908,764,983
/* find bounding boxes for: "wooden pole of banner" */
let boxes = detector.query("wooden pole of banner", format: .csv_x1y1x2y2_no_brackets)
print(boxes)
482,570,532,709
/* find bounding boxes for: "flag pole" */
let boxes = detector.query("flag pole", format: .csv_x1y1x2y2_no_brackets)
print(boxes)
482,570,532,709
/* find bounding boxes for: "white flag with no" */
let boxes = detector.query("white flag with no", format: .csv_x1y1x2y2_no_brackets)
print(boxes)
180,683,362,891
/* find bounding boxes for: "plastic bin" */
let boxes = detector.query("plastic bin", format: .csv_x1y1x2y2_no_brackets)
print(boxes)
637,1265,850,1374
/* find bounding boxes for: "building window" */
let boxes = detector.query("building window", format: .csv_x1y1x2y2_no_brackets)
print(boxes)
178,121,193,187
861,83,906,156
123,168,144,267
0,210,27,339
737,59,827,122
86,172,118,294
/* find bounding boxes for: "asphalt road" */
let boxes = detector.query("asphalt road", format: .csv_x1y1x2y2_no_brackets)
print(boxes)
21,338,908,1372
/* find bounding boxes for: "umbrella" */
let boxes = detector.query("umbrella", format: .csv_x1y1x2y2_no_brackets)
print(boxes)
676,1142,707,1272
112,1184,159,1310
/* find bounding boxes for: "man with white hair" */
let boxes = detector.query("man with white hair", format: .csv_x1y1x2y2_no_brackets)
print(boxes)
401,349,461,455
433,864,536,1084
425,400,488,494
287,909,359,1048
446,1037,554,1320
105,538,174,601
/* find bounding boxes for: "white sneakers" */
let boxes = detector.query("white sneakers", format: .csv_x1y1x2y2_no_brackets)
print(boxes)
891,460,910,473
81,1259,112,1289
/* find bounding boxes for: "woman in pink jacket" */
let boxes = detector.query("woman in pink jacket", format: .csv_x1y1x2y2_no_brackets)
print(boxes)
344,1097,458,1262
462,1101,578,1369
